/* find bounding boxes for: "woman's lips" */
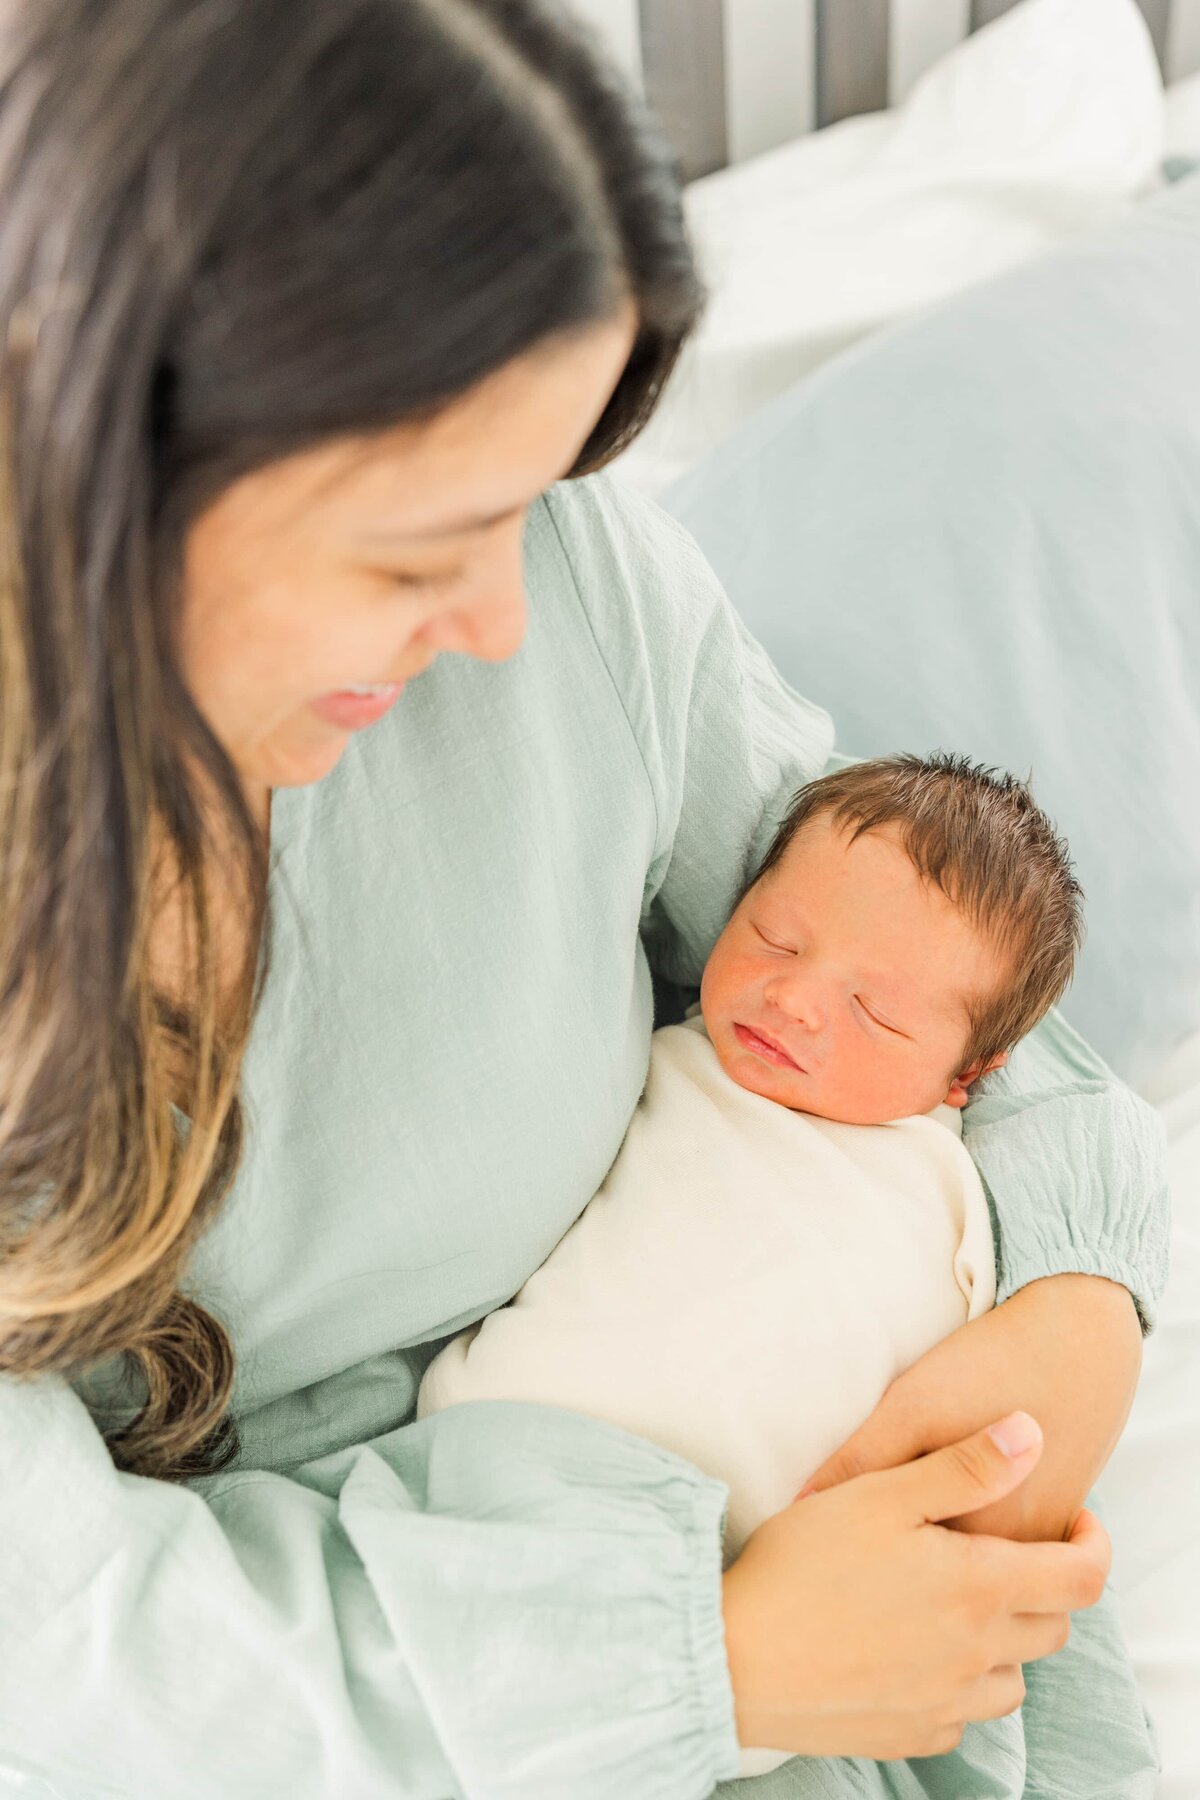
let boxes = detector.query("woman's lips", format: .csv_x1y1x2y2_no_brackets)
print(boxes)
310,683,405,731
733,1022,802,1070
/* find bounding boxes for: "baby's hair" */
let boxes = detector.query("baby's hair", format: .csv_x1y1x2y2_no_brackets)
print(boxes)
741,752,1085,1071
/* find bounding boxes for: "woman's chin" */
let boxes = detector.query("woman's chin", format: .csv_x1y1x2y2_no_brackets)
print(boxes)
253,728,353,791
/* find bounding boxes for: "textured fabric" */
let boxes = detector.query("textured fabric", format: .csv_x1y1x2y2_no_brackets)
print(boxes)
417,1010,995,1784
708,1493,1159,1800
418,1011,995,1570
0,471,1167,1797
961,1007,1171,1331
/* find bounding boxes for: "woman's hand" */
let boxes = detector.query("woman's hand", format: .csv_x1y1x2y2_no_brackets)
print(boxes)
801,1274,1143,1543
721,1412,1110,1760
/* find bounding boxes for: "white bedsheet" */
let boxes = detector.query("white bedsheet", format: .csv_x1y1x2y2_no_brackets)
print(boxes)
1103,1031,1200,1798
1165,67,1200,162
611,0,1164,497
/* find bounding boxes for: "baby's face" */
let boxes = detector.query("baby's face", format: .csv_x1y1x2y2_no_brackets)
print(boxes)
700,813,1007,1124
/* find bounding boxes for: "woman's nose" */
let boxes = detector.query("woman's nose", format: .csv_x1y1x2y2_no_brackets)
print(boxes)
415,530,528,663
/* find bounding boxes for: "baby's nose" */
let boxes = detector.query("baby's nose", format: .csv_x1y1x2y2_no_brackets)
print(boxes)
765,975,824,1034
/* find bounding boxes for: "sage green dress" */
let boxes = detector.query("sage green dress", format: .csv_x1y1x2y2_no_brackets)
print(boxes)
0,473,1167,1799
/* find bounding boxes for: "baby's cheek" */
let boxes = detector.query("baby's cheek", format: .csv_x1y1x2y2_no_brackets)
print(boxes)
697,962,723,1038
703,948,753,1026
833,1038,906,1117
874,1055,944,1121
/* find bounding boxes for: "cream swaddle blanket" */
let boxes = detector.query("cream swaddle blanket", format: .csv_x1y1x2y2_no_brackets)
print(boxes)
418,1011,996,1775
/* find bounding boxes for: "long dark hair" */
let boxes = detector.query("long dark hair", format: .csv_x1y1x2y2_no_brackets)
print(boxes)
0,0,703,1481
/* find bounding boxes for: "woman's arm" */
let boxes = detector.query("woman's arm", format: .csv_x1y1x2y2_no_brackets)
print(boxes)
805,1273,1142,1542
0,1377,742,1797
544,471,1152,1758
0,1369,1108,1796
722,1413,1112,1758
962,1004,1170,1335
803,990,1168,1541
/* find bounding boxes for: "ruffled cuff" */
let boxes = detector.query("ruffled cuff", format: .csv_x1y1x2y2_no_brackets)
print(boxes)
962,1012,1170,1334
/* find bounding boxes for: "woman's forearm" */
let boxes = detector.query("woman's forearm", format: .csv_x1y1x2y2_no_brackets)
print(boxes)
805,1272,1143,1544
894,1274,1141,1543
942,1274,1142,1542
947,1009,1166,1538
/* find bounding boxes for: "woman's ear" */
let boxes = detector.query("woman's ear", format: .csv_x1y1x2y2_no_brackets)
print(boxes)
944,1051,1009,1109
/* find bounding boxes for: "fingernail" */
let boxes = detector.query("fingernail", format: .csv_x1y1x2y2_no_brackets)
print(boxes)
987,1412,1040,1458
795,1483,817,1500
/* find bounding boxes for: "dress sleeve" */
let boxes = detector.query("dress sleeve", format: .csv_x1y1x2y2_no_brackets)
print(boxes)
824,754,1171,1335
958,1007,1170,1334
540,472,834,992
0,1378,740,1798
1,475,770,1800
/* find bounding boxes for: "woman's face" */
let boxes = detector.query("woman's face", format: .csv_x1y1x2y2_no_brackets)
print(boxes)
181,306,638,796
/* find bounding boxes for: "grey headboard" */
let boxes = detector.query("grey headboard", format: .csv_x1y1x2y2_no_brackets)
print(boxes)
639,0,1176,180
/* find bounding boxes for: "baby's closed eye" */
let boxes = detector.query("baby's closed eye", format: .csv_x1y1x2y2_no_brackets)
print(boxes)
854,996,904,1037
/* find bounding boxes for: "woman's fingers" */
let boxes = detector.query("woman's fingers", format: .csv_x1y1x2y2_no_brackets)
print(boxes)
723,1454,1107,1760
754,1700,1016,1763
1065,1505,1112,1559
995,1612,1072,1668
955,1663,1027,1725
799,1666,1029,1760
892,1411,1044,1524
971,1517,1110,1616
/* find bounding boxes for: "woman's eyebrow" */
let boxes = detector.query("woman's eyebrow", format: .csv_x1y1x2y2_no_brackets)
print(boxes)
357,503,522,543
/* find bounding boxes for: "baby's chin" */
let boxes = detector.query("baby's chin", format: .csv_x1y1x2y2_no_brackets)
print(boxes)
711,1023,818,1109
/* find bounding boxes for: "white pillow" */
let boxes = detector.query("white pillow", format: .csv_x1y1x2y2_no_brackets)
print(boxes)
613,0,1164,497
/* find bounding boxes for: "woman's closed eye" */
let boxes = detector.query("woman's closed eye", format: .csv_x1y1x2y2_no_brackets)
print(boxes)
379,567,462,596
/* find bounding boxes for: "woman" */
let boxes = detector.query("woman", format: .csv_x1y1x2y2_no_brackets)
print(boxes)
0,1,1163,1795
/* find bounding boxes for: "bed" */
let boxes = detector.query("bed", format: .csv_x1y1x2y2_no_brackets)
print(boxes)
613,0,1170,499
613,3,1200,1792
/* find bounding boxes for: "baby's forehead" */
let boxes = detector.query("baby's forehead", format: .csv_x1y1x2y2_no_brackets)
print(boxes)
764,823,978,931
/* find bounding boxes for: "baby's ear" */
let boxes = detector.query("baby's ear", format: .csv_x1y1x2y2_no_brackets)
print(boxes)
944,1051,1009,1109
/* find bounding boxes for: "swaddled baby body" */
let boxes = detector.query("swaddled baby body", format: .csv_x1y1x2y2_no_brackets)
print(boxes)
418,751,1083,1779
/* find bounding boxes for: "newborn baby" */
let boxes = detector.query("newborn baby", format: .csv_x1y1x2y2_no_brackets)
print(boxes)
417,750,1082,1775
